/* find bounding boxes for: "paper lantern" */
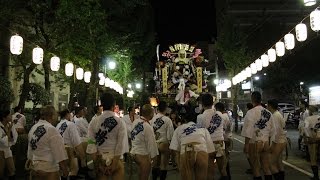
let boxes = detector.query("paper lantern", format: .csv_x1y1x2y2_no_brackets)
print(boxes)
32,47,44,64
310,10,320,32
99,76,105,85
10,35,23,55
84,71,91,83
245,67,251,78
98,73,104,78
284,33,295,50
255,59,262,71
275,42,285,57
295,23,307,42
261,54,269,67
76,68,84,80
304,0,316,6
50,56,60,71
65,63,74,77
232,77,236,85
250,63,257,74
268,48,276,62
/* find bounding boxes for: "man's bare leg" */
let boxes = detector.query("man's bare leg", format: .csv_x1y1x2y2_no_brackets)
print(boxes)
135,154,152,180
195,151,208,180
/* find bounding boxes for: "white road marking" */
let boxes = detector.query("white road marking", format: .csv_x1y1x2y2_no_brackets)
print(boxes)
233,136,312,177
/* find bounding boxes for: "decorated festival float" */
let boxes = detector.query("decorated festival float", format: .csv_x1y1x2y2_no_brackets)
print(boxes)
153,43,209,114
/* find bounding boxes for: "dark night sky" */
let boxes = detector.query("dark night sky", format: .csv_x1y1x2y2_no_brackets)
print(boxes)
153,0,217,45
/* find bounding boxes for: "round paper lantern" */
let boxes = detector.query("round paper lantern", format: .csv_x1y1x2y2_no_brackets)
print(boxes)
245,67,251,78
84,71,91,83
267,48,276,62
99,76,105,85
304,0,316,6
284,33,295,50
10,35,23,55
261,54,269,67
275,42,285,57
65,63,74,77
75,68,83,80
250,63,257,74
310,10,320,32
255,59,262,71
33,47,44,64
50,56,60,71
105,78,111,87
295,23,307,42
232,77,236,85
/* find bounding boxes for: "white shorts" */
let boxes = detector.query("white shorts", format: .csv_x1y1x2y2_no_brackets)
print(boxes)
32,160,59,172
213,142,225,157
101,151,115,166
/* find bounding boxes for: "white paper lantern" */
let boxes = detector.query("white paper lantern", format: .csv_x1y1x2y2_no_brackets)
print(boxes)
84,71,91,83
98,73,104,78
65,63,74,77
76,68,84,80
245,67,251,78
99,76,105,85
250,63,257,74
310,10,320,32
32,47,44,64
10,35,23,55
267,48,276,62
232,77,236,85
295,23,307,42
255,59,262,71
304,0,316,6
240,70,246,82
275,42,285,57
284,33,295,50
50,56,60,71
261,54,269,67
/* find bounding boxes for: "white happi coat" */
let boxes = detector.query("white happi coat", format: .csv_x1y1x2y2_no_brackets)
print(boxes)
74,116,89,142
197,109,224,142
0,122,18,158
150,113,174,143
271,110,287,143
304,114,320,138
12,112,26,130
56,119,81,148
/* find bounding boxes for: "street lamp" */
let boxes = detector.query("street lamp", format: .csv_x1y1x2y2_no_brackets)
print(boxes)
135,83,141,89
128,83,132,89
300,82,304,85
108,61,116,70
254,76,260,81
304,0,316,6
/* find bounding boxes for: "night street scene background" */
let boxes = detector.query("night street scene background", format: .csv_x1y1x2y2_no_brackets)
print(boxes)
0,0,320,179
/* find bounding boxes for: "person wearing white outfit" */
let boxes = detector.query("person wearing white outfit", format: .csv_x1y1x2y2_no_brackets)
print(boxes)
87,93,128,180
150,101,174,180
91,105,103,122
197,93,227,180
170,112,215,180
26,105,68,180
0,110,18,179
131,104,159,180
56,109,86,179
12,106,26,134
74,106,89,143
241,92,273,180
304,106,320,180
267,99,286,180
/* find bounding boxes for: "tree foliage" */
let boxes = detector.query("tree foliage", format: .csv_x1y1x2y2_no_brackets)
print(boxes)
27,83,50,109
0,76,14,110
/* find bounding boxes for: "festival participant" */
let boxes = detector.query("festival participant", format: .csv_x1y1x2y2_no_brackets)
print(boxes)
26,105,68,180
241,91,273,180
244,103,254,174
74,106,89,153
304,106,320,180
122,106,138,141
298,101,309,150
216,102,233,180
175,85,199,106
0,110,18,180
56,109,86,180
87,93,128,180
150,101,174,180
197,93,228,180
131,104,159,180
12,106,26,134
91,105,103,122
170,112,215,180
267,99,286,180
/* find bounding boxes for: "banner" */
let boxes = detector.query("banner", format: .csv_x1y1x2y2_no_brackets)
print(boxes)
162,67,168,94
196,67,202,93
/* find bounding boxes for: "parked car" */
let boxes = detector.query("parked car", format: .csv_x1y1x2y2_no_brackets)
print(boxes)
278,103,295,114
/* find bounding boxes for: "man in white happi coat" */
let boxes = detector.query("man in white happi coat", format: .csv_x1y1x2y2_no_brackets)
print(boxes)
26,105,69,180
91,105,103,122
87,93,128,180
170,112,215,180
267,99,287,180
12,106,26,134
304,105,320,180
241,91,273,180
131,104,159,180
150,101,174,180
197,93,228,180
0,110,18,180
56,109,86,180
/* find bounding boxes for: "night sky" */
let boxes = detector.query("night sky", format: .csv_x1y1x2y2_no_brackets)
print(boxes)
153,0,217,45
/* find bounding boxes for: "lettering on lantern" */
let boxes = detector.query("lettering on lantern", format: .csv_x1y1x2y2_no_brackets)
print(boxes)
168,43,196,53
196,67,202,93
162,67,168,94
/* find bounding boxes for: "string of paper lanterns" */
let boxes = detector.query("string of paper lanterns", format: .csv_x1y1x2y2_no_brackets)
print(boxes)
9,33,124,94
232,6,320,86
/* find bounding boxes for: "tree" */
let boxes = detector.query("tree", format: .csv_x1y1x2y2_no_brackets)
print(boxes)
0,76,14,110
215,15,252,132
27,83,50,109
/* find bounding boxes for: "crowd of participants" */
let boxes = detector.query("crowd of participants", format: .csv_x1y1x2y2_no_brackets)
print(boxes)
0,91,319,180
